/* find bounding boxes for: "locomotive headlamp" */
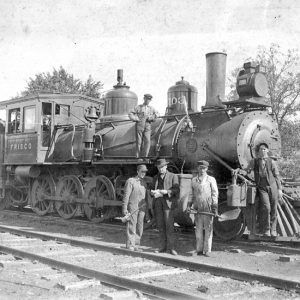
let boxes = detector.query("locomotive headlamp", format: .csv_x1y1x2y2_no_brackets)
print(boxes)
236,62,268,98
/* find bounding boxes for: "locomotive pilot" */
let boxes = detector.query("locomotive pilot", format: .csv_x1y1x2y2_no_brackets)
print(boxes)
122,164,149,251
239,143,282,237
187,160,218,256
128,94,158,158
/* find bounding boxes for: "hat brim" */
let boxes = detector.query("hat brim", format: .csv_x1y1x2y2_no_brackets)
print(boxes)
156,162,169,168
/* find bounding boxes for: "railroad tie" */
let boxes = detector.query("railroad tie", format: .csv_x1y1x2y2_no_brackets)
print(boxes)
55,279,101,291
127,268,188,279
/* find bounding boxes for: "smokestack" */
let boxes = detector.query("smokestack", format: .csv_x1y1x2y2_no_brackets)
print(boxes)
205,52,227,108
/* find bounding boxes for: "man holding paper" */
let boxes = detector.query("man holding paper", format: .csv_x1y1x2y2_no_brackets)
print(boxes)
151,158,179,255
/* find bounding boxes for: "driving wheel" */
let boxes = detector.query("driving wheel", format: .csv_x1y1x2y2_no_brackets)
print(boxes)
31,175,55,216
84,175,116,222
55,175,83,219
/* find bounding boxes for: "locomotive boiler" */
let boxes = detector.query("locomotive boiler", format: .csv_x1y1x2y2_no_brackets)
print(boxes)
0,52,297,241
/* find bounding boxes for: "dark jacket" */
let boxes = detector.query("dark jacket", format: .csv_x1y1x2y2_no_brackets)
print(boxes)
152,171,179,209
253,157,282,190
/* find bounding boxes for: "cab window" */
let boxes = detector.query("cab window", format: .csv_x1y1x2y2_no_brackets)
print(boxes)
42,103,52,126
55,104,70,117
42,103,52,147
8,108,20,133
23,106,36,132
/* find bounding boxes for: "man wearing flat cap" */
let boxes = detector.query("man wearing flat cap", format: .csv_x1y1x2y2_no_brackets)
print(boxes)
129,94,159,158
151,158,179,255
238,142,282,237
122,164,149,251
187,160,218,256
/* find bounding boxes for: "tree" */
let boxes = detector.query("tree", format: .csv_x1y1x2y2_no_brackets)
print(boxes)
22,66,103,98
278,120,300,179
227,44,300,128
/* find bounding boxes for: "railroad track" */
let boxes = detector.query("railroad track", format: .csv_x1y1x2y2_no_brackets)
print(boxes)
2,209,300,256
0,223,299,299
0,227,201,299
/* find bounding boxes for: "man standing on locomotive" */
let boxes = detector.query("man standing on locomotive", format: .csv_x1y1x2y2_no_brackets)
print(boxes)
240,143,282,237
151,158,179,255
122,164,149,251
187,160,218,256
128,94,158,158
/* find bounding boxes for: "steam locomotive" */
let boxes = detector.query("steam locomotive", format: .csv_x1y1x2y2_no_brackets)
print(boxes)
0,52,297,241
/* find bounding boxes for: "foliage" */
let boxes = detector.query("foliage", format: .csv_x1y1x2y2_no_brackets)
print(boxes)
227,44,300,128
278,157,300,180
22,66,103,98
276,120,300,180
280,120,300,158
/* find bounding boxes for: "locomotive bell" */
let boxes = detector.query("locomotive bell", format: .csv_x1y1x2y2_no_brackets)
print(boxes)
85,106,99,122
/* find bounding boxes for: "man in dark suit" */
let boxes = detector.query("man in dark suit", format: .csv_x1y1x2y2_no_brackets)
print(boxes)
151,158,179,255
240,142,282,237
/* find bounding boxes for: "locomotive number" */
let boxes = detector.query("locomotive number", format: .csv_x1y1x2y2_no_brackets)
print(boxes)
169,96,187,105
10,142,32,151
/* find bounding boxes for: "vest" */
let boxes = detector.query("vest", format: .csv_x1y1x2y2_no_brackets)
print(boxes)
253,158,277,187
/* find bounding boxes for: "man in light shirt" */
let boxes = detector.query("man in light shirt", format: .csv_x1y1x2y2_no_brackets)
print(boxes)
129,94,158,158
122,164,149,251
187,160,218,257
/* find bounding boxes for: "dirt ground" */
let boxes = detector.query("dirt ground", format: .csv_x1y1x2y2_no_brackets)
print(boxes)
0,211,299,299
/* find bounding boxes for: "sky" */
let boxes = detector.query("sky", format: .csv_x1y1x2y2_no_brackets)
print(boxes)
0,0,300,114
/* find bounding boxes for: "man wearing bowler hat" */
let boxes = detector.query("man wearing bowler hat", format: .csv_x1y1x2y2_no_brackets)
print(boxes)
187,160,218,256
122,164,149,251
129,94,158,158
151,158,179,255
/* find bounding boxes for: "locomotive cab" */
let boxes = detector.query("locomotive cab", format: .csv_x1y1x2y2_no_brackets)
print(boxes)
0,93,104,165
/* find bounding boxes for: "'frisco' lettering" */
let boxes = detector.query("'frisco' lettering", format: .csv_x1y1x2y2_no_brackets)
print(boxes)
10,142,32,151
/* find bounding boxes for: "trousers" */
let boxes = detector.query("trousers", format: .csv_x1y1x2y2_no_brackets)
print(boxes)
126,209,145,248
257,184,278,233
136,121,151,157
194,214,213,253
154,198,175,250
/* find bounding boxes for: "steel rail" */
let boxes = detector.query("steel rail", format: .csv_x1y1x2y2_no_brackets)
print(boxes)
2,209,300,255
0,225,299,292
0,244,202,300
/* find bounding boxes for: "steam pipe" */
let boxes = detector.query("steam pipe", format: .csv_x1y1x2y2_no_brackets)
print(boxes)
202,144,252,184
117,69,123,85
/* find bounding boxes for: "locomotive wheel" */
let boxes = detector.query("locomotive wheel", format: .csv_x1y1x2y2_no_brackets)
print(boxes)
55,175,83,219
31,175,55,216
213,202,246,241
7,187,28,208
0,194,10,210
83,175,116,223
